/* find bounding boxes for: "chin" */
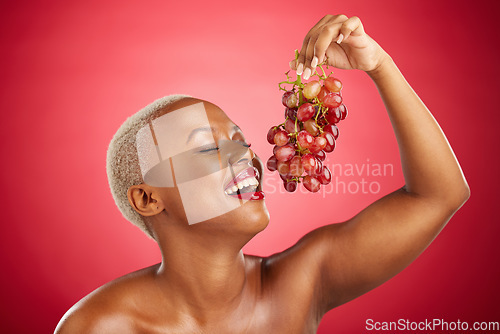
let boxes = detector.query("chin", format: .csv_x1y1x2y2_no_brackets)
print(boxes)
193,199,270,242
241,199,270,235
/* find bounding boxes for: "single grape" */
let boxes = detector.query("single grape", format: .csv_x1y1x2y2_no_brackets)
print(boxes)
323,124,339,139
282,91,298,108
285,118,299,134
314,150,326,162
320,132,336,153
303,119,320,136
284,180,298,192
277,160,290,175
274,130,289,146
323,93,342,108
325,107,342,124
303,175,321,193
317,166,332,185
314,158,323,176
303,80,321,99
289,156,304,177
267,127,279,144
317,86,330,104
339,103,348,120
266,156,278,171
297,130,314,149
301,153,317,174
286,107,297,121
275,144,295,161
297,103,315,122
324,77,342,93
273,145,279,156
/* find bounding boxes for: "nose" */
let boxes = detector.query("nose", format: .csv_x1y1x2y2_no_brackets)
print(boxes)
229,147,253,166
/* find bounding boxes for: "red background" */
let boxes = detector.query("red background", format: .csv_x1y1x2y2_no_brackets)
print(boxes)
1,0,499,333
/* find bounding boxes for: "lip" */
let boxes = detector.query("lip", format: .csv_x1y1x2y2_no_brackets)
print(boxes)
225,167,265,201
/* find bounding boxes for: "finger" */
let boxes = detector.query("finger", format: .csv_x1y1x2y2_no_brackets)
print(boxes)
339,16,364,42
289,59,298,70
296,37,309,75
296,15,333,75
302,37,319,80
297,32,321,76
310,14,348,66
313,22,343,64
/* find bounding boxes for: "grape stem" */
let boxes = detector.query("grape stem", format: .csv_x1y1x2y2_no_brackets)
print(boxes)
288,175,306,183
278,50,305,92
317,63,329,80
278,75,304,92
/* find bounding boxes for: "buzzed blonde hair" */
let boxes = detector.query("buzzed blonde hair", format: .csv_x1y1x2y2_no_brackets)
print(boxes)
106,94,191,239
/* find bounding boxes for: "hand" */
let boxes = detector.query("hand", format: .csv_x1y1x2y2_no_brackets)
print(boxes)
290,14,390,79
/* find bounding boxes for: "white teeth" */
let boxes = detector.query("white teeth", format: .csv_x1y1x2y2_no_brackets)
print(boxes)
225,176,260,195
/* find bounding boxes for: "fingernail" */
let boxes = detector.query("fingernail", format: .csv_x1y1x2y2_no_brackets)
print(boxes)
336,33,344,44
303,67,311,80
297,63,304,75
311,57,318,68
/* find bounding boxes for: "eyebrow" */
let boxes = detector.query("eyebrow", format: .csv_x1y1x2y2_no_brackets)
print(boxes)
186,125,241,144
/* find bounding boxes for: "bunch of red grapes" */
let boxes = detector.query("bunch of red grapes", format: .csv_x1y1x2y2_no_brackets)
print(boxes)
266,65,347,193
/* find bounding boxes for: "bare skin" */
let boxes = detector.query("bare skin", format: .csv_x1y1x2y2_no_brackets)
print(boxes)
55,14,470,334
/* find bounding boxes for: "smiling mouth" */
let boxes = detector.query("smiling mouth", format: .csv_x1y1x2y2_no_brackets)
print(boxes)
224,167,264,200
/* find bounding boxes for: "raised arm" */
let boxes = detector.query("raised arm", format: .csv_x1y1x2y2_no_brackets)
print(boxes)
269,14,470,313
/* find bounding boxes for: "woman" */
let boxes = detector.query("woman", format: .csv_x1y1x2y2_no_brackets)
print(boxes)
55,14,469,333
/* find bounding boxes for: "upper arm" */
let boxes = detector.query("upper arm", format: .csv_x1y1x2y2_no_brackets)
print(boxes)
267,186,468,315
319,187,468,310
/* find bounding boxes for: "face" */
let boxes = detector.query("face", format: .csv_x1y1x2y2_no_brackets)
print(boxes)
136,98,269,237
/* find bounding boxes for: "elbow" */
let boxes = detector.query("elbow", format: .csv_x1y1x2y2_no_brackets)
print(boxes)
446,181,470,212
462,182,471,202
424,179,470,213
458,174,471,204
460,182,471,205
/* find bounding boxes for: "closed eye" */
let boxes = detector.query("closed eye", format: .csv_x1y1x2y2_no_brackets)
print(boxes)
197,141,249,154
198,146,219,153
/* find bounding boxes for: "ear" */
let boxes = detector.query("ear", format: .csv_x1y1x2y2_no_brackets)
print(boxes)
127,184,165,217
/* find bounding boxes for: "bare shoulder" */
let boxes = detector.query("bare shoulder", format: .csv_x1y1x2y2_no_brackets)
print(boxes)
54,264,160,334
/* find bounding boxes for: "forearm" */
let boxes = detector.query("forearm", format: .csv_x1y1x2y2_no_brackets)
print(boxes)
367,55,469,206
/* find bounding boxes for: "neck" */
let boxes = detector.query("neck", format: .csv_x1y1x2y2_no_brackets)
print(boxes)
154,225,249,318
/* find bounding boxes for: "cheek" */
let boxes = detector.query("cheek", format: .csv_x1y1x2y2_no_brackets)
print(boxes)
175,168,242,225
162,187,188,224
172,152,222,184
